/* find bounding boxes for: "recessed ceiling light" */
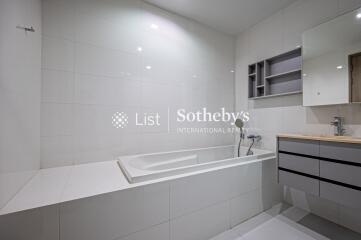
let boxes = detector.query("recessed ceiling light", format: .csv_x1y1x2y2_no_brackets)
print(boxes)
356,13,361,19
137,47,143,52
336,65,343,69
145,65,152,70
230,70,235,73
150,24,159,30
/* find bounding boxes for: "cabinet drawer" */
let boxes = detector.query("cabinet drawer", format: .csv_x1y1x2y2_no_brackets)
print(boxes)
278,138,319,156
320,161,361,187
279,153,319,176
279,170,319,196
320,181,361,210
320,141,361,164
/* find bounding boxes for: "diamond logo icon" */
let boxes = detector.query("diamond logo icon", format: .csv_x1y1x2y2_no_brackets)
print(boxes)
112,112,129,129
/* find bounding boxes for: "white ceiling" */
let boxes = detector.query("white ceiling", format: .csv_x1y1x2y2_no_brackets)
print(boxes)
144,0,298,35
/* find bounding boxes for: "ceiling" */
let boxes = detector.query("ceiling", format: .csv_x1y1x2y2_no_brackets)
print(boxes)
144,0,298,35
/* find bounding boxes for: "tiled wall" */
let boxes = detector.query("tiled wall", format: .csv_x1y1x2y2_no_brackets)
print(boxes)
235,0,361,233
0,159,280,240
41,0,235,168
0,0,41,209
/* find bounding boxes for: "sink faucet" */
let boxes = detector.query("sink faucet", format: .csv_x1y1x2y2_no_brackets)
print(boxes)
330,116,345,136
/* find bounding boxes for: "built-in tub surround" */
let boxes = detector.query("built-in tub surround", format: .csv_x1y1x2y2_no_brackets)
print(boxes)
119,145,274,183
0,148,280,240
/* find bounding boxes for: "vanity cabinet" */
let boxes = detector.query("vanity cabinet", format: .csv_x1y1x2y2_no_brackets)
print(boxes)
277,136,361,210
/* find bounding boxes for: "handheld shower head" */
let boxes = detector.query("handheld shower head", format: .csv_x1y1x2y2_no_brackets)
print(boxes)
235,119,244,129
235,119,245,158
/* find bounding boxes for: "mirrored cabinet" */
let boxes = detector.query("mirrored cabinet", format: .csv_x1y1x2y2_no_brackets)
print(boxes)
302,8,361,106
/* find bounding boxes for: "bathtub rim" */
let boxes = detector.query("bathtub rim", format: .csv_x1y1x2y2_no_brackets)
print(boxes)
118,145,275,184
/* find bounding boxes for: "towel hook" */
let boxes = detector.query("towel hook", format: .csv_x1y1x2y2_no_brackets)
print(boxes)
16,25,35,32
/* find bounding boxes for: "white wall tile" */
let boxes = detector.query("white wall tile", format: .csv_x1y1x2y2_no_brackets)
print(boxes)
42,36,74,71
0,205,59,240
41,103,73,137
283,0,338,51
42,69,74,103
170,201,230,240
230,189,263,227
0,0,41,208
41,0,235,167
42,0,75,40
170,169,232,218
118,222,169,240
229,162,262,198
75,43,140,78
41,136,74,168
60,182,169,240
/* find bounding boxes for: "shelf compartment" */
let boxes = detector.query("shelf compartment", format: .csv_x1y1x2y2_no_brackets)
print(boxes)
265,48,302,77
265,70,302,96
266,69,301,80
248,48,302,100
256,61,265,86
249,64,256,75
248,75,256,98
256,86,265,97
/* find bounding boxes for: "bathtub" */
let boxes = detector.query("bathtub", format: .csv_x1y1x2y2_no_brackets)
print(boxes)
118,145,275,183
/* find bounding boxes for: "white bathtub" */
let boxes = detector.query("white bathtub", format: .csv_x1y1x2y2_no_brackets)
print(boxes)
118,145,275,183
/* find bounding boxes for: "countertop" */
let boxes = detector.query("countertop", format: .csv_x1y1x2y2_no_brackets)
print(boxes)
277,134,361,144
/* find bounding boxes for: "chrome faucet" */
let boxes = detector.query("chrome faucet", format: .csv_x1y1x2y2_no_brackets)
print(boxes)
330,116,345,136
246,135,261,156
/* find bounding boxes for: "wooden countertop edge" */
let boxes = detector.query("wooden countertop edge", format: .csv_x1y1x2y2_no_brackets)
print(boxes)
277,134,361,144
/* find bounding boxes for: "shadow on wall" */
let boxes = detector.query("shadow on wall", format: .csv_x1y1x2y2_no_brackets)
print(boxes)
249,94,302,109
306,104,361,125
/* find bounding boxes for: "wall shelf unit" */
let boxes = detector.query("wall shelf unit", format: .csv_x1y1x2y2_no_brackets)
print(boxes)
248,48,302,99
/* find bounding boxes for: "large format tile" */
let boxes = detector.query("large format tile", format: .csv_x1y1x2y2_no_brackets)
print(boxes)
118,222,169,240
0,166,72,215
74,43,140,78
229,162,262,198
41,135,74,168
42,0,75,40
42,69,74,103
170,201,230,240
41,103,73,137
42,36,74,71
170,168,232,218
0,205,59,240
230,189,263,227
60,182,169,240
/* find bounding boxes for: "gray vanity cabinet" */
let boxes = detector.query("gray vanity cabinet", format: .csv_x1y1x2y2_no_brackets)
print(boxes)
277,136,361,210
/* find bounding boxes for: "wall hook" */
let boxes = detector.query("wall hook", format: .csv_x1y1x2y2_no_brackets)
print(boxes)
16,25,35,32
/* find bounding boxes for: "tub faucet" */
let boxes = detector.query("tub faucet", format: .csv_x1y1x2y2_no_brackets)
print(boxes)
330,116,345,136
246,135,261,156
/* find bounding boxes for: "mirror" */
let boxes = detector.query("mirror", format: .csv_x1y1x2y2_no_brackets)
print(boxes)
302,8,361,106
